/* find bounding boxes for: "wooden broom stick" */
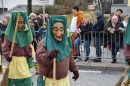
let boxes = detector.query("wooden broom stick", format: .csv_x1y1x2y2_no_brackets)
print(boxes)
0,38,3,74
53,58,56,86
0,10,20,86
115,65,130,86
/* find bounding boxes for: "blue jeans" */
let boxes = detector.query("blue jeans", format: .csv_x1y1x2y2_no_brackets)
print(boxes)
74,37,90,57
110,41,120,59
94,37,102,58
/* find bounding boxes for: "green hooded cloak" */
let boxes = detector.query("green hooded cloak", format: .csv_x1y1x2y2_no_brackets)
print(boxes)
44,15,72,62
124,17,130,45
5,11,33,48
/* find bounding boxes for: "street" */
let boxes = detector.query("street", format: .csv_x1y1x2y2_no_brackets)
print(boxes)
0,68,127,86
30,68,127,86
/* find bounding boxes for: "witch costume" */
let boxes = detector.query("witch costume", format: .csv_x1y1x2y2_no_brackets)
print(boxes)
36,15,79,86
2,11,33,86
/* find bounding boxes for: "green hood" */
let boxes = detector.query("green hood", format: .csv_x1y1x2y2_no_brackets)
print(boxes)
124,17,130,44
5,11,33,48
44,15,72,62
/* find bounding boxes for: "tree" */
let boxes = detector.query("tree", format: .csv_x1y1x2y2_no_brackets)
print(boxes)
93,0,107,17
27,0,32,15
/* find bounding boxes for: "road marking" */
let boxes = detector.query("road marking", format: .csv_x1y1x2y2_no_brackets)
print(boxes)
79,70,102,73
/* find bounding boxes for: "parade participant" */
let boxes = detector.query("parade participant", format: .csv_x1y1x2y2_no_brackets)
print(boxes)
123,16,130,86
29,19,39,74
2,11,33,86
36,15,79,86
70,6,83,57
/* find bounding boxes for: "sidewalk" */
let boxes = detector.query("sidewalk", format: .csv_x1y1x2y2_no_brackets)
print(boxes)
75,58,126,70
75,46,127,70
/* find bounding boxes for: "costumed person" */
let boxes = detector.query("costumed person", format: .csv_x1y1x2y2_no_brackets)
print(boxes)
36,15,79,86
70,6,83,57
123,16,130,86
29,19,39,74
2,11,33,86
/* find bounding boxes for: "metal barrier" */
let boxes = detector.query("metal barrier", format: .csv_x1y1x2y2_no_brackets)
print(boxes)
75,31,125,60
35,31,125,61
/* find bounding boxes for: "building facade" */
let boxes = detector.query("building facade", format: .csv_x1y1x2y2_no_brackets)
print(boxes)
0,0,54,19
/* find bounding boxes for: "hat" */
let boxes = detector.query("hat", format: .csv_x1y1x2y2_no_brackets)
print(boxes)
42,22,47,26
95,10,102,17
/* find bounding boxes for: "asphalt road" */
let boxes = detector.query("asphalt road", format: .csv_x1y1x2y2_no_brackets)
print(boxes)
30,68,127,86
0,59,128,86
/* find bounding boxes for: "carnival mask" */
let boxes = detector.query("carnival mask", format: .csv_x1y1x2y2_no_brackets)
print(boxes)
15,17,24,31
52,22,64,41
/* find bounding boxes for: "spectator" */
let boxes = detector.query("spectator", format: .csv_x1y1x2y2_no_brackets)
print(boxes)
38,22,47,41
36,13,43,27
45,13,49,23
105,16,123,63
114,9,123,23
0,20,2,29
30,13,39,52
104,13,115,51
120,15,129,32
107,13,115,25
70,6,83,57
5,14,10,22
92,10,104,62
74,13,93,61
1,19,8,42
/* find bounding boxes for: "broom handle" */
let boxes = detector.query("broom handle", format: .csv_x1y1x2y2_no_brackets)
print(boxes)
122,65,129,76
7,11,20,68
53,58,56,86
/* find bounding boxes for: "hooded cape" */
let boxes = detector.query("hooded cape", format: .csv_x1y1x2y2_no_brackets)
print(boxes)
44,15,72,62
124,17,130,45
5,11,33,48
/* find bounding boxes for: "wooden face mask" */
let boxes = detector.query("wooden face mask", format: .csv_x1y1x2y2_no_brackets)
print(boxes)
15,17,24,31
52,22,64,42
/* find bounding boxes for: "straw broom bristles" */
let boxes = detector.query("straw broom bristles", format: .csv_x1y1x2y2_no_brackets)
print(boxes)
0,10,20,86
0,54,2,74
115,65,129,86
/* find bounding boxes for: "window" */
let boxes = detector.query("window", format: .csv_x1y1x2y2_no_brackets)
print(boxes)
113,0,127,4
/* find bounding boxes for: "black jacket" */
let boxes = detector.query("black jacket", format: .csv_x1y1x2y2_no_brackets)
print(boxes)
105,22,122,43
79,23,93,41
92,16,104,38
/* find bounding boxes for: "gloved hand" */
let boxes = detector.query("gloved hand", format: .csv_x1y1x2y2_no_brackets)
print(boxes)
126,59,130,65
48,49,60,60
6,57,12,62
72,71,79,81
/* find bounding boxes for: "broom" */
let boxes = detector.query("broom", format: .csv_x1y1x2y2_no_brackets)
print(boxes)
0,53,2,74
53,58,56,86
0,38,3,74
115,65,130,86
0,10,20,86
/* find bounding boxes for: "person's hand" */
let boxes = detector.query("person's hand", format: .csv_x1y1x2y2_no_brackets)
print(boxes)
119,27,122,30
77,28,81,33
48,49,60,60
108,27,111,31
126,59,130,65
72,71,79,81
110,28,115,33
6,57,12,62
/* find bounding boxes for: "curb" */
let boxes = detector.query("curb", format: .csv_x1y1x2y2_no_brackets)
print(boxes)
76,63,127,71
